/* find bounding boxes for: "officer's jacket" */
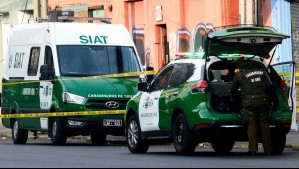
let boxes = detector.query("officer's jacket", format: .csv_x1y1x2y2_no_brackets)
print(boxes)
230,68,271,99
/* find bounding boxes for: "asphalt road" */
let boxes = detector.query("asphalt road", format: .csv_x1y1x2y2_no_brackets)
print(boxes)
0,138,299,168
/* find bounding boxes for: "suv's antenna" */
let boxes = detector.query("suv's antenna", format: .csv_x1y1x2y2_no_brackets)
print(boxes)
267,46,277,69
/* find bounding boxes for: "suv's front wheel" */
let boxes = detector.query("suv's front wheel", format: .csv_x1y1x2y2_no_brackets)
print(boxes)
173,113,197,155
126,115,149,153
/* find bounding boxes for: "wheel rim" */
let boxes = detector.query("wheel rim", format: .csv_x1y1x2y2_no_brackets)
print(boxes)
128,120,138,147
52,121,57,138
13,120,18,139
175,120,184,145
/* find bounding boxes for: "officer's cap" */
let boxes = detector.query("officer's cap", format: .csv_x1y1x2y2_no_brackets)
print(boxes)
233,57,257,69
233,57,245,68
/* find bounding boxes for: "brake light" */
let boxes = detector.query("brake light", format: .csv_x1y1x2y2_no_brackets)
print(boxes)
191,80,208,93
280,80,287,91
194,124,210,129
283,124,291,129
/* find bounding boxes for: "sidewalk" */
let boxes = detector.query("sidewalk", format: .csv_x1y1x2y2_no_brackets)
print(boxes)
1,120,298,150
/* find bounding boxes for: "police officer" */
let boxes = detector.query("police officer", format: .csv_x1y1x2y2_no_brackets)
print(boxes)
230,57,272,155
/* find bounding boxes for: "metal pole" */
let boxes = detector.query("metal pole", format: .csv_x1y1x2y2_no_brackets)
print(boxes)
40,0,48,20
33,0,40,19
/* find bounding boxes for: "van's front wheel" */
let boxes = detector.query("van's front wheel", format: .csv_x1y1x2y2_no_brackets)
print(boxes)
12,119,28,144
90,132,106,145
49,118,67,145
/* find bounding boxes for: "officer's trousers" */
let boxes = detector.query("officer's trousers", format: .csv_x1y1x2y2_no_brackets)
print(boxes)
247,119,272,154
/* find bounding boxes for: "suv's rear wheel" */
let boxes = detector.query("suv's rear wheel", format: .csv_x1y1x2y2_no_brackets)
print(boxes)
173,113,197,155
271,131,286,155
126,115,149,153
12,119,28,144
211,137,235,154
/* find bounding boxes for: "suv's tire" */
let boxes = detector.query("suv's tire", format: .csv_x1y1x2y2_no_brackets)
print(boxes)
271,131,286,155
90,133,106,145
173,114,197,155
12,119,28,144
49,118,67,145
126,115,149,153
211,137,235,154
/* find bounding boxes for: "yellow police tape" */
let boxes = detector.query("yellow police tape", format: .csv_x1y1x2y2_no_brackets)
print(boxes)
277,72,299,84
0,110,126,119
0,70,158,86
0,70,157,118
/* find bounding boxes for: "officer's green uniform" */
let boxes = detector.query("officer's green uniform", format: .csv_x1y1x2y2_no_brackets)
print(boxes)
230,58,272,154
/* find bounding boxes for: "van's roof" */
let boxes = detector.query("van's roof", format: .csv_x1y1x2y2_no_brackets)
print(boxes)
10,22,134,46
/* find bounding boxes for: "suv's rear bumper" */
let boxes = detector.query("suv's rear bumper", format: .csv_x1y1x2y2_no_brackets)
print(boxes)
193,121,291,142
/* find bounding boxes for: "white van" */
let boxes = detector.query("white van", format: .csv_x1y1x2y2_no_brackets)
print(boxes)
1,22,144,145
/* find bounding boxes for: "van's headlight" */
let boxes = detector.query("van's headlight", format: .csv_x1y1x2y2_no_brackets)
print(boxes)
62,92,85,104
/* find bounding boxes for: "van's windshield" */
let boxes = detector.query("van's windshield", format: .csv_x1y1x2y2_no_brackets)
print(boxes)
57,45,141,76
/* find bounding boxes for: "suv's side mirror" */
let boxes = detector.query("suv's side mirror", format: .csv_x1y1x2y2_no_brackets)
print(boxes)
40,64,54,80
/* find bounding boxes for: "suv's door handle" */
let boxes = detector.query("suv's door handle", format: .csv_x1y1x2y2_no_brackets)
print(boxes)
173,92,178,96
154,97,159,100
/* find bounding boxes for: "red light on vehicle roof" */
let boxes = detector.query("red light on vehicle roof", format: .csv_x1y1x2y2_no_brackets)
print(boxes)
175,53,186,59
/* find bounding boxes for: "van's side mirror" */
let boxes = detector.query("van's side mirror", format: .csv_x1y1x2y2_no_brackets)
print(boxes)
137,74,148,92
40,64,54,80
146,66,154,83
137,82,148,92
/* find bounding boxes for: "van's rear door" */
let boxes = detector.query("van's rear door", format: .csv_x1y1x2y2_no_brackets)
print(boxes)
272,61,297,130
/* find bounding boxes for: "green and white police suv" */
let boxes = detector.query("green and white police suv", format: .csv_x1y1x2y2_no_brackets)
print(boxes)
2,22,144,145
125,26,295,155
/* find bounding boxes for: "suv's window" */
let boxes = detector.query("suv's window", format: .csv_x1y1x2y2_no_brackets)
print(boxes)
150,66,173,91
57,45,141,76
169,63,195,87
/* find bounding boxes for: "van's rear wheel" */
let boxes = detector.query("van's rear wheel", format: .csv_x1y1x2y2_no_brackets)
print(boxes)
49,118,67,145
12,119,28,144
90,133,106,145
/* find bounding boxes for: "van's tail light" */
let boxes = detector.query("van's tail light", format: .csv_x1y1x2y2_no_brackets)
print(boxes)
280,79,287,91
191,80,208,93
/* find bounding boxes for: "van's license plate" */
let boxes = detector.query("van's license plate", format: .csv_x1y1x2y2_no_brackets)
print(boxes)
103,119,122,127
